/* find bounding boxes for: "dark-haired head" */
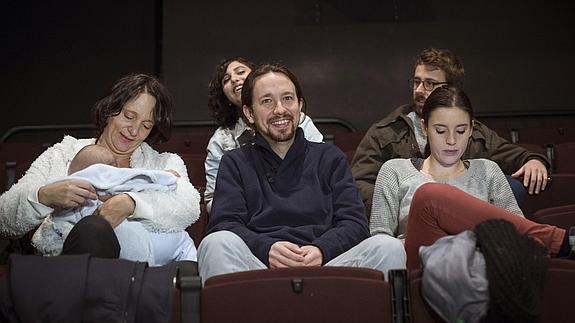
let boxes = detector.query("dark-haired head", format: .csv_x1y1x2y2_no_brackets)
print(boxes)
422,86,474,127
208,57,257,128
241,63,306,118
421,86,474,160
415,48,465,87
240,63,305,143
93,73,173,144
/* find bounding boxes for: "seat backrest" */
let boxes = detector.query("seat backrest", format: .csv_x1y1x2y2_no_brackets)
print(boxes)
523,174,575,217
202,267,391,323
408,259,575,323
153,133,212,156
407,270,445,323
205,266,384,285
554,142,575,173
333,131,366,155
180,153,206,188
0,142,46,189
516,127,574,146
531,204,575,230
185,191,208,248
540,264,575,322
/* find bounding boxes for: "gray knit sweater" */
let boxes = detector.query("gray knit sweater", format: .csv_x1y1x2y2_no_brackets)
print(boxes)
370,158,524,238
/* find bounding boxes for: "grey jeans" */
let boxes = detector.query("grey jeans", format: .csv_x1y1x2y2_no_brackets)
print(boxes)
198,230,406,283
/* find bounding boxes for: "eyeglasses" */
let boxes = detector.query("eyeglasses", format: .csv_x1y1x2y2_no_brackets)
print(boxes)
409,78,448,91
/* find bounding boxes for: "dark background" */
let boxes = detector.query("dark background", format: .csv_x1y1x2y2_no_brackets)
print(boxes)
2,0,575,139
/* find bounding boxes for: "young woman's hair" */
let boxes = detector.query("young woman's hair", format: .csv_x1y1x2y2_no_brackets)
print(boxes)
208,57,257,128
422,85,474,126
93,73,173,144
240,63,307,127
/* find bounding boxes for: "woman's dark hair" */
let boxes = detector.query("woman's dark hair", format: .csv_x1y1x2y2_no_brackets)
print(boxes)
208,57,257,128
422,85,473,126
93,73,173,144
240,63,307,128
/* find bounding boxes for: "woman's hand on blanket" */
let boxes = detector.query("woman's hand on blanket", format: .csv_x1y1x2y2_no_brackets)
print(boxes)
94,193,135,227
38,179,97,209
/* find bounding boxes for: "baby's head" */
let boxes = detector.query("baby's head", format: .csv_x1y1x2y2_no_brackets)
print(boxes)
68,144,117,175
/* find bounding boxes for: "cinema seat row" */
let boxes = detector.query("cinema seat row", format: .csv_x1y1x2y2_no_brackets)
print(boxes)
0,123,575,322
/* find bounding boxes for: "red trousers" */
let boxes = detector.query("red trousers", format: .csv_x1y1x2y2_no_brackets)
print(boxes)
404,183,566,270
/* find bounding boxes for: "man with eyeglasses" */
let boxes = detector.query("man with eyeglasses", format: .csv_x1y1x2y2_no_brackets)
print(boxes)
351,47,550,217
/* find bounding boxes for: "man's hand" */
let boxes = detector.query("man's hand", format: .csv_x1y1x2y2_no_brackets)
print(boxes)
268,241,305,268
301,245,323,267
38,179,97,209
511,159,548,195
94,193,135,228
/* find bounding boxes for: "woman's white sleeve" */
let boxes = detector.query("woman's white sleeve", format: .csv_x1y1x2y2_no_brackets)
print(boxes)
126,153,201,232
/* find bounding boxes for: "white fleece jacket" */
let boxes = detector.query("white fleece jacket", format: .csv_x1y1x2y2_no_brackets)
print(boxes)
0,136,201,256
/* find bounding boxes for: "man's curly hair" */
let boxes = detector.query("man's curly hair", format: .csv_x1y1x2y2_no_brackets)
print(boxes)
414,48,465,87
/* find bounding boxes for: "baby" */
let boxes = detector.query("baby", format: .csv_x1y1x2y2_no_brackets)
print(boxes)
67,144,118,175
36,144,197,265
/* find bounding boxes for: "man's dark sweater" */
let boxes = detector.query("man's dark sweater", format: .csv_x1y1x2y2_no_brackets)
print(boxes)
208,128,369,266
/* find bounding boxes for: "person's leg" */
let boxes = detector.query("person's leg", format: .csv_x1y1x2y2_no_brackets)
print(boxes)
62,216,120,258
174,235,198,263
325,235,406,281
149,231,197,266
506,175,527,207
404,183,566,270
197,231,266,283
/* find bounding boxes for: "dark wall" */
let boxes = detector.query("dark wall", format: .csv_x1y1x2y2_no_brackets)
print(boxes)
163,0,575,131
2,1,574,140
1,0,157,138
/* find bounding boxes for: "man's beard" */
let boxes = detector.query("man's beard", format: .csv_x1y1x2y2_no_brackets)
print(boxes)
414,94,426,115
262,116,297,142
267,123,296,142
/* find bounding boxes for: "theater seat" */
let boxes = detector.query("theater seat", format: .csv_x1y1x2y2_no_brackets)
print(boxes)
186,186,208,248
0,142,46,190
540,259,575,322
333,131,366,164
515,127,574,146
201,267,392,323
180,153,207,188
153,133,212,156
407,270,444,323
333,131,366,152
531,204,575,230
406,259,575,323
554,142,575,173
522,174,575,218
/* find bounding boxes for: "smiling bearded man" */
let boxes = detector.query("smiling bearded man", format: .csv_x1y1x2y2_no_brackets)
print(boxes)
197,63,406,283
